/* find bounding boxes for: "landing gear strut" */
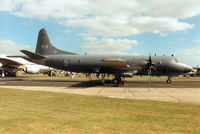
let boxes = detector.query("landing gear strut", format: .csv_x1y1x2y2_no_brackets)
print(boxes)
101,74,105,84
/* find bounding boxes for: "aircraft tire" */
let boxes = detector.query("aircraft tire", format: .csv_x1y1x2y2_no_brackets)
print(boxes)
166,79,171,84
7,72,16,77
113,77,121,84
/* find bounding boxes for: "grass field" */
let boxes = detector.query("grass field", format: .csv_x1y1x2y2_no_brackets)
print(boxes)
0,87,200,134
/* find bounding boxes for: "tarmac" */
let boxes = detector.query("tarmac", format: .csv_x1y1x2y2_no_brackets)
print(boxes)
0,77,200,104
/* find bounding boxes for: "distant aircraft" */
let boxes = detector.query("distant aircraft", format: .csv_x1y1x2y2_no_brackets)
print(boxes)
190,66,200,77
21,28,193,84
0,55,55,77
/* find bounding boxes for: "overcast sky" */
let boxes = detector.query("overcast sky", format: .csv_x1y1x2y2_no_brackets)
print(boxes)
0,0,200,66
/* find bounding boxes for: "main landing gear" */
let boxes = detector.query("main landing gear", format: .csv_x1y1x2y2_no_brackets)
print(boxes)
98,73,122,84
112,77,122,84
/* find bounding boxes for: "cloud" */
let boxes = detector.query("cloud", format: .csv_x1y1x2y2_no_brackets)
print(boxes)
3,0,200,19
1,0,199,37
194,40,200,45
0,39,30,55
175,44,200,66
7,0,88,19
134,0,200,19
180,38,186,41
81,37,138,54
177,40,200,66
64,30,71,34
55,37,62,40
0,0,21,12
65,16,193,37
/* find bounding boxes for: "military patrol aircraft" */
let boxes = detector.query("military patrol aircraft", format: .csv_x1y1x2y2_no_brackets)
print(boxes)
21,28,193,84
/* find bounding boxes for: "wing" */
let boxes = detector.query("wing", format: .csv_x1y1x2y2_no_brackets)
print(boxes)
0,58,22,67
0,58,23,71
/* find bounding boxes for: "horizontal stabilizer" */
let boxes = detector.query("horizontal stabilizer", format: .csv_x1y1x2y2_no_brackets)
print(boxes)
20,50,46,60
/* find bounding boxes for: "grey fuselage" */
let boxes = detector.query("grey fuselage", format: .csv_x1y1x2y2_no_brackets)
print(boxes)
40,54,192,77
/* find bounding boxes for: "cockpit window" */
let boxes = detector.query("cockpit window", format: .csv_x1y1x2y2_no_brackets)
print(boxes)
172,58,181,63
175,58,179,63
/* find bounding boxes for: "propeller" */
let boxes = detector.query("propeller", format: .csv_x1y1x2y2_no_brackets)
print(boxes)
144,54,162,90
147,65,152,91
145,54,156,72
145,54,155,91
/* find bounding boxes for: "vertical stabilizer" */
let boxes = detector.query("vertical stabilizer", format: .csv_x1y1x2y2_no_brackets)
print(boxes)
35,28,76,55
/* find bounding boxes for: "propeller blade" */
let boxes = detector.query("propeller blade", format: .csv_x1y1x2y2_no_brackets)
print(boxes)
145,53,158,72
149,53,152,64
148,68,152,91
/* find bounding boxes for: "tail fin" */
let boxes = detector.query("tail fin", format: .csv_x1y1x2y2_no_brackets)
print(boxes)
35,28,77,55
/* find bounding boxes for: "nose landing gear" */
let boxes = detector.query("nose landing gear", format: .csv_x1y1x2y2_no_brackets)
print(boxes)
166,79,171,83
166,76,172,83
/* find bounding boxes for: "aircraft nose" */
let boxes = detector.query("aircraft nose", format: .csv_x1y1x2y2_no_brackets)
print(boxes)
184,65,193,73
